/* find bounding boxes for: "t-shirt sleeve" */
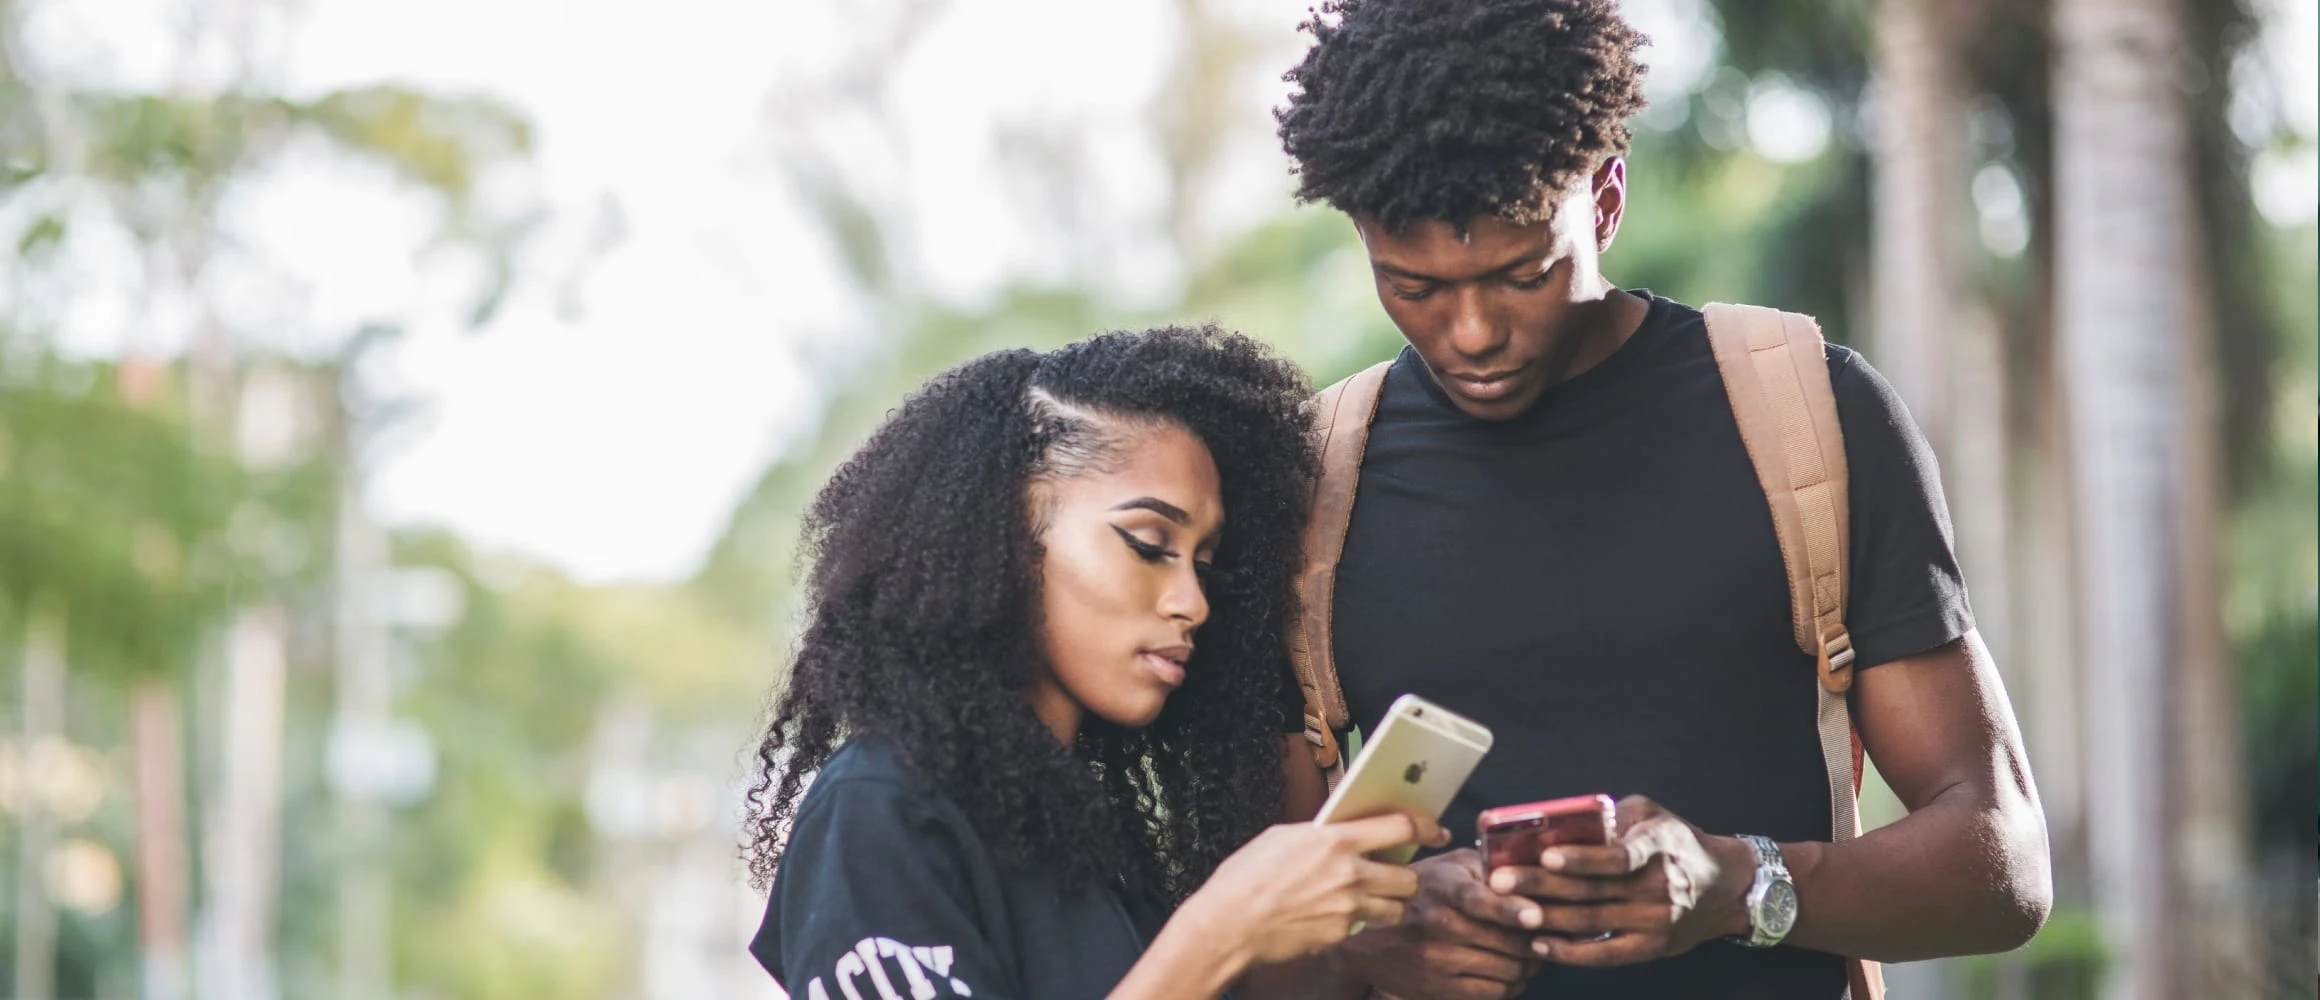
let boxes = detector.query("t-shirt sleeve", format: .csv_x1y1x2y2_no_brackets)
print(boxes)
1829,347,1977,669
752,777,1017,1000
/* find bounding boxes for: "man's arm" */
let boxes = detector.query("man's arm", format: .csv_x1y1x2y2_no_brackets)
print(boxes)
1775,629,2052,960
1514,630,2053,967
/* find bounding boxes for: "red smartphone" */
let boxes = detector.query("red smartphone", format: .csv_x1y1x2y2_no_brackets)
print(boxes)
1477,794,1617,871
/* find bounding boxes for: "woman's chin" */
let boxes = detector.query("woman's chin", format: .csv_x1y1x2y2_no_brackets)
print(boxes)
1089,695,1169,732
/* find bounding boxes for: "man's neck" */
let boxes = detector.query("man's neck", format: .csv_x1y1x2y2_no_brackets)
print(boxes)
1544,287,1651,386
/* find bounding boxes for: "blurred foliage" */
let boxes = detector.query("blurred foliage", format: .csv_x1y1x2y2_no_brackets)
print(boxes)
0,350,285,682
2233,220,2320,853
0,0,545,992
384,533,630,999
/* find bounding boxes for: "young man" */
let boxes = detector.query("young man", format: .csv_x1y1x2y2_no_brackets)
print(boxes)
1264,2,2053,998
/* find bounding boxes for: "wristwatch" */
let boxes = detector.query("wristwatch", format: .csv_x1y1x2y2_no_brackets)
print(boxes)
1731,834,1798,948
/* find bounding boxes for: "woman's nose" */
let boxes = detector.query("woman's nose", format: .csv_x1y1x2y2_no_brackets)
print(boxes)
1158,563,1209,628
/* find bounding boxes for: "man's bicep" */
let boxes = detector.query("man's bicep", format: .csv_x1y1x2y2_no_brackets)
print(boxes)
1851,630,2038,814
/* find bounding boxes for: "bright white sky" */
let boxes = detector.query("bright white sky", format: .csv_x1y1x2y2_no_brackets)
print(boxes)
18,0,2314,585
298,0,1322,584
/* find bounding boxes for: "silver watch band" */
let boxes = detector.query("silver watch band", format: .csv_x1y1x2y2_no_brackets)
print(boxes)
1735,834,1792,948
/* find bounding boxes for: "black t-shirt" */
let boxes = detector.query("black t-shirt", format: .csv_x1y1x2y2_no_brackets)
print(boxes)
751,739,1168,999
1332,292,1974,1000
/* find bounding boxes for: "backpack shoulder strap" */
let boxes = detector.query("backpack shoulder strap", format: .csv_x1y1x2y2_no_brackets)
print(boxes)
1290,360,1392,785
1701,303,1884,1000
1701,303,1855,689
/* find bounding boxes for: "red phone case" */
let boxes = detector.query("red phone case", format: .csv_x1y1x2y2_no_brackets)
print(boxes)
1477,794,1617,870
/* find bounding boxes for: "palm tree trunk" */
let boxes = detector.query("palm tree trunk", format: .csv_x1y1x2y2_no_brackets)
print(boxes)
131,679,191,1000
13,606,64,1000
118,355,194,1000
2051,0,2214,994
2166,179,2255,995
2020,318,2097,995
333,452,394,1000
1870,0,1961,449
200,607,290,1000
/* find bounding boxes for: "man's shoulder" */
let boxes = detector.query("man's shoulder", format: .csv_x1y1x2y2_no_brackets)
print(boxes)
1814,340,1914,430
1678,299,1882,408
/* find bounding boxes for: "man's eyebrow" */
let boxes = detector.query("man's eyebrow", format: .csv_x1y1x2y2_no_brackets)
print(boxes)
1372,250,1546,283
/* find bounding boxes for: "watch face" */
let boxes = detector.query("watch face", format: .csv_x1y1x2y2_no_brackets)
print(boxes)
1757,879,1800,937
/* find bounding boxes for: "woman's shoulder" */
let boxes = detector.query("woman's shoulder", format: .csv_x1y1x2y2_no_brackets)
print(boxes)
810,736,916,789
754,739,1019,993
788,737,961,839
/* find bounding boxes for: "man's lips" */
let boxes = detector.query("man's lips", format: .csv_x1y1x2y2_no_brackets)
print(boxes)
1447,370,1524,401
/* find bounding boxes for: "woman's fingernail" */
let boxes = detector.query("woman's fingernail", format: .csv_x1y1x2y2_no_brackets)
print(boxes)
1533,938,1553,957
1520,906,1543,928
1541,850,1566,870
1491,871,1517,893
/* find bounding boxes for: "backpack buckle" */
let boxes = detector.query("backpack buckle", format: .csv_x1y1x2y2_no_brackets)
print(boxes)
1304,711,1341,769
1817,626,1856,693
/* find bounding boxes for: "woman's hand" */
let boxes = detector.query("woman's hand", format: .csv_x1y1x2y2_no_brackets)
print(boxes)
1186,813,1447,965
1112,813,1444,1000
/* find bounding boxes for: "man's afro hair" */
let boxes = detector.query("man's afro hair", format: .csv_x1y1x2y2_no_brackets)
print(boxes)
1277,0,1652,230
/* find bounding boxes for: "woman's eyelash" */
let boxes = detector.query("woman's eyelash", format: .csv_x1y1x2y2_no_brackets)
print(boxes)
1113,525,1173,562
1114,526,1220,580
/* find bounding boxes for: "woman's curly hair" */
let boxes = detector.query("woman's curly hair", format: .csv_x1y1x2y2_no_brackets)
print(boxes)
743,326,1316,904
1276,0,1651,231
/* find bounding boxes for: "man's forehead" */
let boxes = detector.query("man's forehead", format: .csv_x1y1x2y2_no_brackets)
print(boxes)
1356,212,1564,270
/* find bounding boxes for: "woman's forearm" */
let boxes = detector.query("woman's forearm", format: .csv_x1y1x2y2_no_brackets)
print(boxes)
1107,902,1250,1000
1237,952,1378,1000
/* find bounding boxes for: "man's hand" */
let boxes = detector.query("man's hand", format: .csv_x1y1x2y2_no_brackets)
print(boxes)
1486,796,1756,967
1333,848,1543,1000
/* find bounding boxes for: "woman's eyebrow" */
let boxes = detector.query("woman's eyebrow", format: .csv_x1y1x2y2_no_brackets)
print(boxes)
1111,496,1191,525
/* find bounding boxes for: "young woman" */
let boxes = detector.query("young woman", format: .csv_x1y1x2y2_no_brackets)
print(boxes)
744,327,1440,1000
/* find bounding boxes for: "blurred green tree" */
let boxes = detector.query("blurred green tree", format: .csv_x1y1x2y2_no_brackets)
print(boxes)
0,0,534,993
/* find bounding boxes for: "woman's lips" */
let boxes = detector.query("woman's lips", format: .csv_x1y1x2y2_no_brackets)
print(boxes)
1141,645,1191,687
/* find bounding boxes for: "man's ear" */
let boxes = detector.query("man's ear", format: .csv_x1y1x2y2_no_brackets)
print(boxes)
1592,158,1628,254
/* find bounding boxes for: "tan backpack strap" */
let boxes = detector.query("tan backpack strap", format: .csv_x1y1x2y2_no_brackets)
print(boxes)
1850,956,1886,1000
1289,360,1391,783
1701,303,1855,689
1702,304,1882,1000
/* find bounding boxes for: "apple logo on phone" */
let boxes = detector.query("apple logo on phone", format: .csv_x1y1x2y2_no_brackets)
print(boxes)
1402,761,1428,784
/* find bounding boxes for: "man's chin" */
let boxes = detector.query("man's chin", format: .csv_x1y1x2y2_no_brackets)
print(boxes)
1446,385,1544,421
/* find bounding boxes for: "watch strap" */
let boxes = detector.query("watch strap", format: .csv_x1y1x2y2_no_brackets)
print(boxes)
1733,835,1791,948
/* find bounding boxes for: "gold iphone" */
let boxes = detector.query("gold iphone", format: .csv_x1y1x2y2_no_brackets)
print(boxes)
1312,693,1494,865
